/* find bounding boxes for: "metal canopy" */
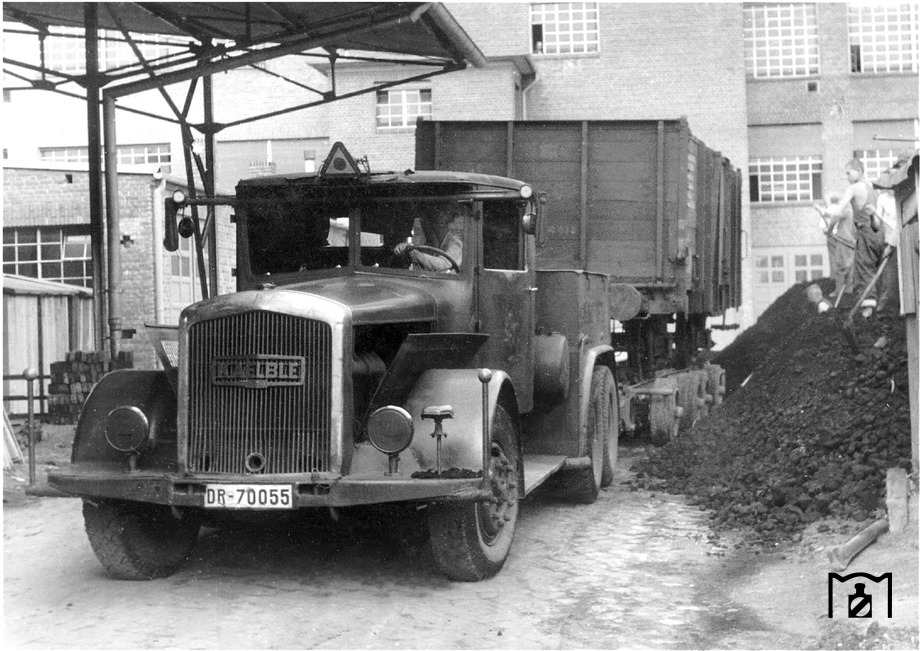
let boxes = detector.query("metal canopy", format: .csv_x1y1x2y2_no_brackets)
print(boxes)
2,3,485,357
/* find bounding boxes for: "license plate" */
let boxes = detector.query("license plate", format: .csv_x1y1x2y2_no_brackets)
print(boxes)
204,484,293,509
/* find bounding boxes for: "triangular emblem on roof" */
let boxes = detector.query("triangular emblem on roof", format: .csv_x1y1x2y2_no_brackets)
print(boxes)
319,142,360,179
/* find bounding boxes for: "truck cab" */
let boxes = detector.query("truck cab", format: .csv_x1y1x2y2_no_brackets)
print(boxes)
49,143,618,582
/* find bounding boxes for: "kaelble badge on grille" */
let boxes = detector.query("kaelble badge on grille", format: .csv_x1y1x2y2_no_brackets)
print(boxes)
210,355,306,389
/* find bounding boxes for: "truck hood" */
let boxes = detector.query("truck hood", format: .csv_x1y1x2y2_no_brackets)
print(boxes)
282,276,438,325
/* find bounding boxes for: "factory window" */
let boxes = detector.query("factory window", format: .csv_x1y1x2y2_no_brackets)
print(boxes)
3,226,93,287
531,3,599,55
853,149,901,181
849,3,918,73
794,253,825,282
749,157,823,203
755,254,786,285
165,236,205,324
744,3,819,77
39,143,171,172
44,26,184,74
375,88,432,132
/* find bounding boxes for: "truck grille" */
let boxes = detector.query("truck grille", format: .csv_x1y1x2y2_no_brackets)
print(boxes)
187,311,333,474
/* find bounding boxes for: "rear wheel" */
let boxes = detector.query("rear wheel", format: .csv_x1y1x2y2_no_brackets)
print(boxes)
83,499,201,580
599,368,619,488
428,405,520,581
560,366,615,502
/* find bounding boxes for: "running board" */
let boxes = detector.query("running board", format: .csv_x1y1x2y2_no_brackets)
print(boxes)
522,454,567,496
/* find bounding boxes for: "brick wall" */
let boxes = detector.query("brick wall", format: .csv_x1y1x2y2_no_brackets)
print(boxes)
3,168,237,369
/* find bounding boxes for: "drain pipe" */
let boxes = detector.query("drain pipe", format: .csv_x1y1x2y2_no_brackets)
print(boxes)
151,171,166,323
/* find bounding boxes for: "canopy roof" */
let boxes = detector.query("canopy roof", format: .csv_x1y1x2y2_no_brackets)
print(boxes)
3,3,485,89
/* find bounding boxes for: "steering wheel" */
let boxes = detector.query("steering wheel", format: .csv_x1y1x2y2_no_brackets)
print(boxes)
400,244,461,273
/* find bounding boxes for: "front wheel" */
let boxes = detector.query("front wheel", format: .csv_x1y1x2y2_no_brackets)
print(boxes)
83,499,201,580
428,405,519,581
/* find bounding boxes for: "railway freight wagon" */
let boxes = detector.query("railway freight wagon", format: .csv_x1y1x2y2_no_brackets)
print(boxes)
416,119,743,442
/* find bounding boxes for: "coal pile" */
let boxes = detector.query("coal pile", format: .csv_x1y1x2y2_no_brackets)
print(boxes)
633,280,912,544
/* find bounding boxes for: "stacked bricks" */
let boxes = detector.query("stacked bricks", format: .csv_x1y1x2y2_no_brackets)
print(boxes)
47,351,134,424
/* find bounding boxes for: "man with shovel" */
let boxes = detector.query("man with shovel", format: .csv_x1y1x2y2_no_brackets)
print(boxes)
815,159,884,316
815,193,856,301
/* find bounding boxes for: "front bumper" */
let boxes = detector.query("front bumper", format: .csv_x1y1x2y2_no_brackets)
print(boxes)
47,468,491,508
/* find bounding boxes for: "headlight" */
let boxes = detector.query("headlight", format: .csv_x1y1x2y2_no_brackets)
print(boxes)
104,406,150,453
366,406,414,455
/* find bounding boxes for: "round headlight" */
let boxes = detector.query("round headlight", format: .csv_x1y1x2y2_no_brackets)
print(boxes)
104,406,150,453
519,185,533,199
171,189,187,205
366,406,414,455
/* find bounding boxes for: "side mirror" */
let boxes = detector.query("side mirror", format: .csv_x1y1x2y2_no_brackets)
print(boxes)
163,189,186,252
164,199,179,252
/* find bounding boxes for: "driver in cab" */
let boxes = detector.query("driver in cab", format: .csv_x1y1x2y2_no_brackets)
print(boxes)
394,201,465,272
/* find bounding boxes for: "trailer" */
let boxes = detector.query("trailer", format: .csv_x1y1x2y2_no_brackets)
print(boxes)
416,119,743,442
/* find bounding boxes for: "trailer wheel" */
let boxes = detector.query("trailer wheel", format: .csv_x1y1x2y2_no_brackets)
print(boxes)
428,405,519,581
649,391,681,446
82,499,201,580
705,363,726,407
599,368,619,488
559,366,614,502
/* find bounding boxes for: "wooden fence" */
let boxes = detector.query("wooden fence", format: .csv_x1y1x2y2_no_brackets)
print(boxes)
2,275,95,416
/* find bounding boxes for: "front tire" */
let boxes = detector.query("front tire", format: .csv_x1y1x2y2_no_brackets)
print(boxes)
83,499,201,580
428,405,519,581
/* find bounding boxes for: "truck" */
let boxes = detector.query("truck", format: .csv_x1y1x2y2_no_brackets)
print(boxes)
49,120,741,582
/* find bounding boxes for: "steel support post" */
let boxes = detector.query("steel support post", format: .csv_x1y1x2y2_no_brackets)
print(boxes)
203,72,218,297
84,5,106,353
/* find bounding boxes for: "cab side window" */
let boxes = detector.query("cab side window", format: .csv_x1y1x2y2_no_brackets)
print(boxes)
482,201,524,271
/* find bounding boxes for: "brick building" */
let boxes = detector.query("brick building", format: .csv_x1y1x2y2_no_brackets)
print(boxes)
3,165,235,371
3,2,918,365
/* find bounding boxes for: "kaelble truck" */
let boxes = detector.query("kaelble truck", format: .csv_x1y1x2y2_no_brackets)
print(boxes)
49,119,741,582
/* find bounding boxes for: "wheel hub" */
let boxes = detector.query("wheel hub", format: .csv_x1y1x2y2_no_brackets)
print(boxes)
479,442,517,540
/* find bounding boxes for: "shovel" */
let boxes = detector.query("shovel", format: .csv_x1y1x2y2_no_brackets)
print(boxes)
842,248,892,354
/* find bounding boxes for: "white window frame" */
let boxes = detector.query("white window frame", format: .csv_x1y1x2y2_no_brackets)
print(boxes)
165,236,205,324
3,226,93,287
744,3,820,78
375,88,432,133
848,3,919,73
39,143,171,170
793,251,826,283
754,253,788,286
749,156,823,203
531,2,600,56
44,27,184,74
854,149,901,182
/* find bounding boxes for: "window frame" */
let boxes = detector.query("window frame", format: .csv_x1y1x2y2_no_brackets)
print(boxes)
530,2,600,56
375,87,432,133
3,226,93,287
848,3,919,74
744,3,820,78
749,156,824,204
39,143,171,171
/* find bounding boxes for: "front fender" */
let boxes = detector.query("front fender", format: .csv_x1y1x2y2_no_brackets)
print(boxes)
72,370,178,470
351,369,518,478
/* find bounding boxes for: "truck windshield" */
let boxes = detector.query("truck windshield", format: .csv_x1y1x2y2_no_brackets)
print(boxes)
246,197,469,276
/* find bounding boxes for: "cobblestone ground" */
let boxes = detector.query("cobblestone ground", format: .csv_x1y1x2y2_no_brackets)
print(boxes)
4,448,794,650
